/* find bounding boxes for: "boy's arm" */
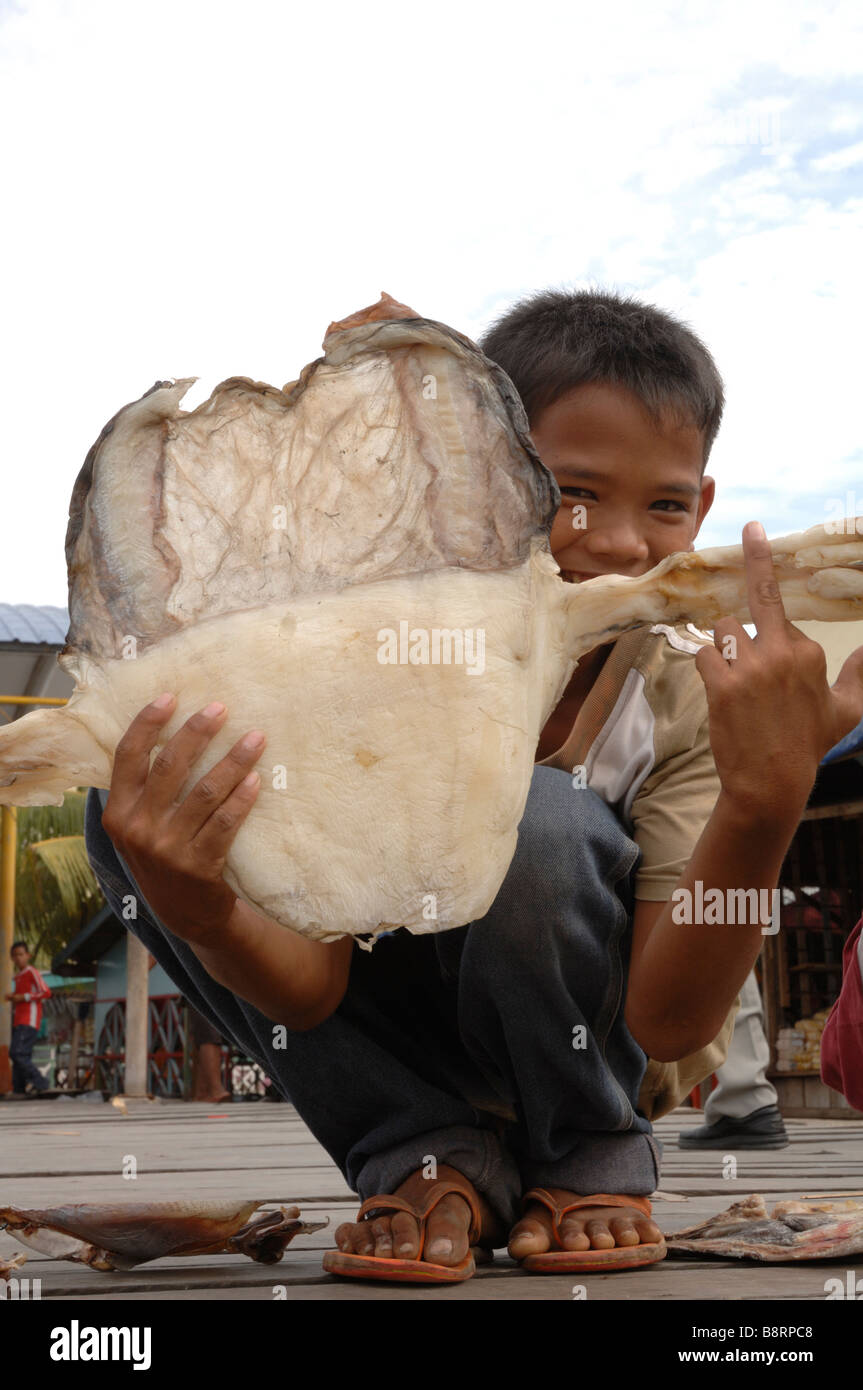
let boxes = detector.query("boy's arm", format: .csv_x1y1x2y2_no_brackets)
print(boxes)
184,901,353,1030
625,523,863,1063
100,698,354,1031
626,798,797,1061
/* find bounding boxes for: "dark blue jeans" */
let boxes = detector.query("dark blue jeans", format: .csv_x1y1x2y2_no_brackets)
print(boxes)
11,1024,49,1093
84,766,661,1231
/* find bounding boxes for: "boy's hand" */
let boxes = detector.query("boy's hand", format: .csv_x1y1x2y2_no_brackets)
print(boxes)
101,694,266,944
696,521,863,821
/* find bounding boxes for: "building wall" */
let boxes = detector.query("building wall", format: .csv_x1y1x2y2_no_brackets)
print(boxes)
93,937,178,1043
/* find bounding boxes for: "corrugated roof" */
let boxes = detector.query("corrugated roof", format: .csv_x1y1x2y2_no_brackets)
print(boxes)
0,603,69,645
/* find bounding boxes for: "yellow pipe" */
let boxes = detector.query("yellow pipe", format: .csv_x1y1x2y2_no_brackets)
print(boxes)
0,695,68,706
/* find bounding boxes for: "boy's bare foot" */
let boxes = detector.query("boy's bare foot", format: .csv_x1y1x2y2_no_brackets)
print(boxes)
333,1162,505,1265
508,1189,663,1257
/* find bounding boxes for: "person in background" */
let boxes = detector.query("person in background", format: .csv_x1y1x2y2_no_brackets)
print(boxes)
187,999,232,1103
820,912,863,1112
678,967,788,1148
5,940,52,1096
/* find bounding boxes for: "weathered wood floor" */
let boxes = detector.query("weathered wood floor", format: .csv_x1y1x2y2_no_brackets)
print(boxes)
2,1097,861,1300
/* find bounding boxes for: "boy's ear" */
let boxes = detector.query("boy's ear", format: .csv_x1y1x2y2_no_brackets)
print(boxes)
690,474,716,547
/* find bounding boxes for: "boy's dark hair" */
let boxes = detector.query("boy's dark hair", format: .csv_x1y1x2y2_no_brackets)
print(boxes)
10,941,28,954
478,288,725,466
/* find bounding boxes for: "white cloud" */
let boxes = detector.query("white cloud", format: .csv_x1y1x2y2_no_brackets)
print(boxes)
1,0,862,600
811,140,863,170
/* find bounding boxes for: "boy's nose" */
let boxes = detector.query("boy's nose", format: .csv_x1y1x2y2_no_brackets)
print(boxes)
583,520,651,568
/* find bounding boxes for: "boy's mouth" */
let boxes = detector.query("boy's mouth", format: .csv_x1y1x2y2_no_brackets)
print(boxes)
559,570,600,583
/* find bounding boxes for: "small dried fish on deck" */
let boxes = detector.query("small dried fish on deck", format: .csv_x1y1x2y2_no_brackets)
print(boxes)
0,1199,328,1271
0,1251,27,1278
666,1193,863,1262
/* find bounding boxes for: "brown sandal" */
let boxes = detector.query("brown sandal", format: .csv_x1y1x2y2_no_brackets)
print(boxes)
517,1189,667,1272
322,1175,491,1283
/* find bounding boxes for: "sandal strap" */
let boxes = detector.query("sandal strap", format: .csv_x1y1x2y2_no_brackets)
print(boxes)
522,1188,652,1245
356,1179,483,1257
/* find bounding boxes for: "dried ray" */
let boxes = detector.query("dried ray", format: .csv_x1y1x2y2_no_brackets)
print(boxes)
0,292,860,943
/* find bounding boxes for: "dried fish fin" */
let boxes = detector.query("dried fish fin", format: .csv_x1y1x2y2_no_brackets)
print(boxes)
562,520,863,660
226,1206,329,1263
0,1251,27,1278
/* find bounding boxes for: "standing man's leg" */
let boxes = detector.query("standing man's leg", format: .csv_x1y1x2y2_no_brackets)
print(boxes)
679,968,788,1149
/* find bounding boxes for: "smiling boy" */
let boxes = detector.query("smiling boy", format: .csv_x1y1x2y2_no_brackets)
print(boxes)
83,289,863,1281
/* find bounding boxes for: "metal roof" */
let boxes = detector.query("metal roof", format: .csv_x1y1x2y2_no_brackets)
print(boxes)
0,603,69,647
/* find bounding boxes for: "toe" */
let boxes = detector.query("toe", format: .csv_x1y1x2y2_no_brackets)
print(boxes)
352,1220,375,1256
390,1210,421,1260
638,1216,664,1245
333,1221,354,1252
507,1208,555,1257
573,1217,616,1250
555,1216,593,1251
425,1194,472,1266
369,1216,394,1258
606,1217,641,1247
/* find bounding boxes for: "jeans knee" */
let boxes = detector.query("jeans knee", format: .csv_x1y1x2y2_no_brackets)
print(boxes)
491,770,638,924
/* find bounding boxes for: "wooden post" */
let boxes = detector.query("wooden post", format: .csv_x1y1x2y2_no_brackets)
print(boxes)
124,933,149,1096
68,1016,81,1090
0,806,17,1092
182,1000,192,1101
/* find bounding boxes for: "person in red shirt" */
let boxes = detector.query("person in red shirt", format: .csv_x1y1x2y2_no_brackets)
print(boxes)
821,914,863,1113
4,941,52,1095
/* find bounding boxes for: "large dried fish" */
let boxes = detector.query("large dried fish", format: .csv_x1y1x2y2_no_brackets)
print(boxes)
0,292,861,942
0,1199,327,1271
666,1193,863,1261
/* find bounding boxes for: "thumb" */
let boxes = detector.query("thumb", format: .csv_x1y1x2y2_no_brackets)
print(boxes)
830,643,863,740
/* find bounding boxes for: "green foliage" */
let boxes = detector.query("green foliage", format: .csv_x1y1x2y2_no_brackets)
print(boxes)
13,790,105,966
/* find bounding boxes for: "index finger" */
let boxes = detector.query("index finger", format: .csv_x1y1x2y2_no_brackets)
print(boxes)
108,692,177,813
742,520,787,639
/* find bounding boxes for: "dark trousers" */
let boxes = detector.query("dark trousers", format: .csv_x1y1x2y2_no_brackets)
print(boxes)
84,767,661,1231
10,1024,49,1093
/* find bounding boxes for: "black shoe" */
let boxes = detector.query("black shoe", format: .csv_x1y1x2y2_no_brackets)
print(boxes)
678,1103,789,1149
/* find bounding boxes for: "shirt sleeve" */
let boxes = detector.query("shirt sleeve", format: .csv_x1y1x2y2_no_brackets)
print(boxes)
630,649,722,902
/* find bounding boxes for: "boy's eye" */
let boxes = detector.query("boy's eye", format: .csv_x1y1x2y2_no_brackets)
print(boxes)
560,487,596,500
651,500,689,512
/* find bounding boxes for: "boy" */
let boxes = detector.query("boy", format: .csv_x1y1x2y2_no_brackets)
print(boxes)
4,941,52,1096
82,290,863,1279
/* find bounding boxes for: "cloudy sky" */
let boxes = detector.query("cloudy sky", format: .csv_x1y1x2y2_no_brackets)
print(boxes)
1,0,861,604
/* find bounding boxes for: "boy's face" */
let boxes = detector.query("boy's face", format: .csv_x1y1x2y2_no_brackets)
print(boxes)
11,945,29,970
529,382,715,581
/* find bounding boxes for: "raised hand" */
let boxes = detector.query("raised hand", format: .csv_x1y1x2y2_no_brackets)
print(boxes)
695,521,863,820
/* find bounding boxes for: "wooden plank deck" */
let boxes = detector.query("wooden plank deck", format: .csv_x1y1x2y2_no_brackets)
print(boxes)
2,1097,862,1300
